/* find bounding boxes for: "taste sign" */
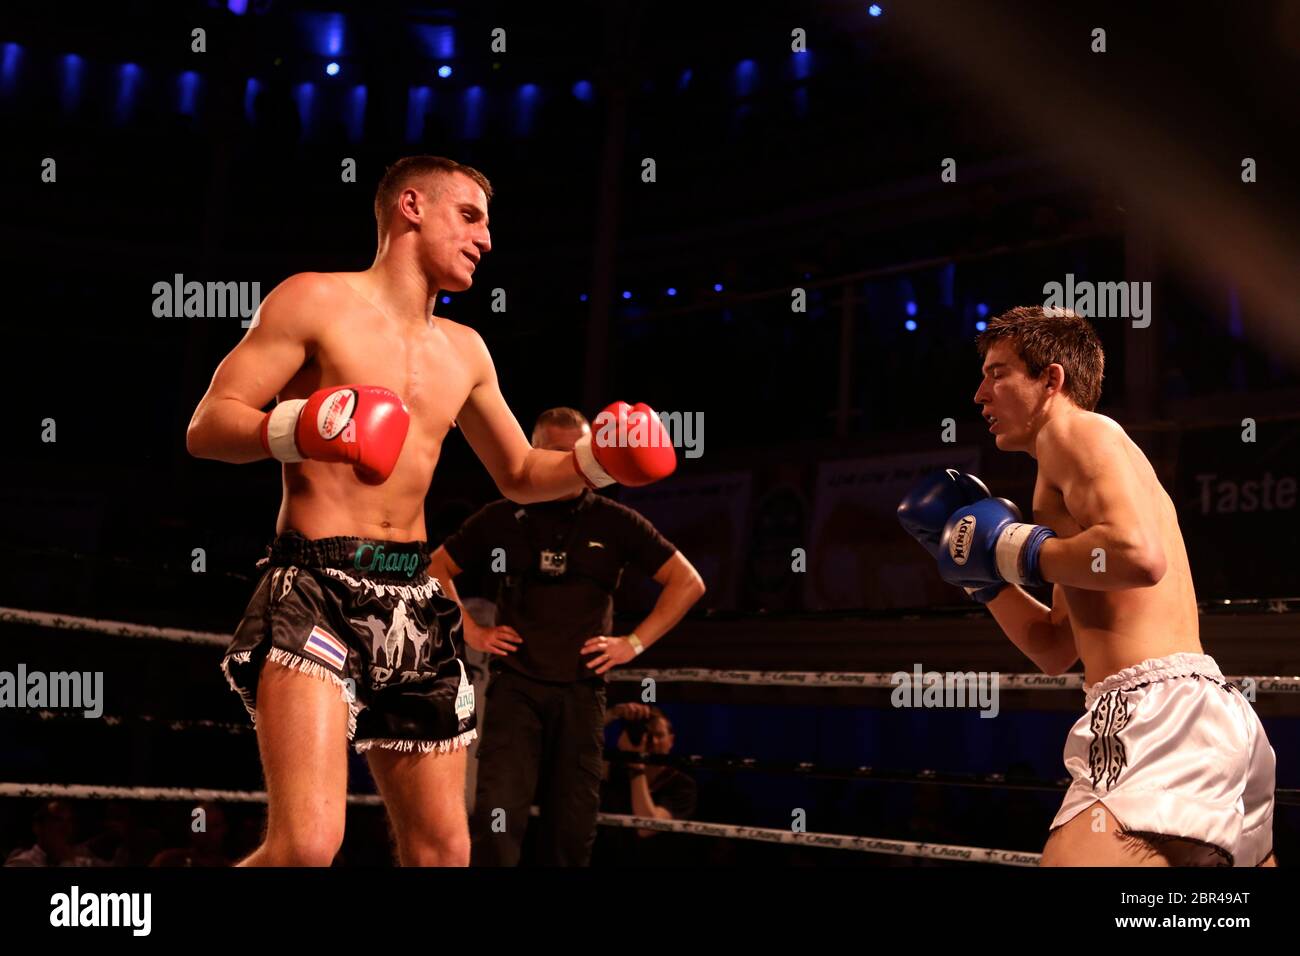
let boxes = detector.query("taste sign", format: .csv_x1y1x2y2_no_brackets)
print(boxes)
1176,423,1300,599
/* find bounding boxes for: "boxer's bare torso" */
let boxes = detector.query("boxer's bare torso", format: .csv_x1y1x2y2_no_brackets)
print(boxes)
1032,412,1201,685
188,169,577,547
266,271,477,541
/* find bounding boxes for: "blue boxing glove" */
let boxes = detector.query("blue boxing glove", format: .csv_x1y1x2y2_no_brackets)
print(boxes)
937,498,1057,591
897,469,991,560
898,469,1004,603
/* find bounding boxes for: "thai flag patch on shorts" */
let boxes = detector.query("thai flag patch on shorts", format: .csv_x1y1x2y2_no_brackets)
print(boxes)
303,625,347,671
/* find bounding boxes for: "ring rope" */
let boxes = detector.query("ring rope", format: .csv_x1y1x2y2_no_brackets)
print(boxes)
0,781,383,806
5,606,1298,692
0,781,1040,866
596,813,1043,865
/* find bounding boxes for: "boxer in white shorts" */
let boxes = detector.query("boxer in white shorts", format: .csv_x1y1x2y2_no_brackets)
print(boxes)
901,307,1275,866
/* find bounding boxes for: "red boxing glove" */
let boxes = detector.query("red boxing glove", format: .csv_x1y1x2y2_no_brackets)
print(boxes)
573,401,677,488
261,384,410,485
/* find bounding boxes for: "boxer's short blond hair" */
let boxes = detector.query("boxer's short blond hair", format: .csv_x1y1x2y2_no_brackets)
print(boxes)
374,156,493,238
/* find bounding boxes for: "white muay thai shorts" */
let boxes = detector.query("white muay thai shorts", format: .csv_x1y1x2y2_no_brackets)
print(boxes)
1050,652,1275,866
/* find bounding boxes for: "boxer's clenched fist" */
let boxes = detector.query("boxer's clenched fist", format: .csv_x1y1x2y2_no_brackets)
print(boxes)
260,384,410,484
572,401,677,488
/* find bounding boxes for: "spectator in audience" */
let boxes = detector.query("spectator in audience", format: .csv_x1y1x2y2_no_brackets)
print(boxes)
597,704,697,864
151,801,234,867
4,800,99,867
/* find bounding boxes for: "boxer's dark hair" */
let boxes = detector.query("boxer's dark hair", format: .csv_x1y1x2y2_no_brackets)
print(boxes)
976,306,1105,410
374,156,493,238
531,407,590,446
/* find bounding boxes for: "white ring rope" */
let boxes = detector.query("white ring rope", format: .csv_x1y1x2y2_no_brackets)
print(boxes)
0,781,383,806
0,607,227,647
599,813,1042,866
0,782,1038,865
5,606,1298,692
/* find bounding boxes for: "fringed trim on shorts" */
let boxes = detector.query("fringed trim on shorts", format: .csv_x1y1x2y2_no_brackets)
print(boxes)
220,647,361,741
220,650,258,722
321,566,440,602
353,728,478,755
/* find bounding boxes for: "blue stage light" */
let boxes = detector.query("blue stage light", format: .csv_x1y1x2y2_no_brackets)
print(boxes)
713,283,723,292
792,51,812,81
905,300,918,316
412,25,456,59
295,82,315,128
905,319,917,331
734,59,757,97
299,12,345,57
177,70,200,116
666,288,677,297
438,64,452,79
462,85,484,138
346,85,366,140
975,320,987,332
326,61,340,76
869,4,883,17
1,43,22,93
406,85,431,140
244,78,261,123
515,83,539,136
60,53,83,112
114,63,140,124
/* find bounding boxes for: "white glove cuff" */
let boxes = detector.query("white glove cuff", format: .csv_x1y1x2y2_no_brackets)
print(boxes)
995,522,1037,585
572,432,616,488
265,399,307,463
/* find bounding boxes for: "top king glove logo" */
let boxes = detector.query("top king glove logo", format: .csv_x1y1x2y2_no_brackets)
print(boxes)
949,514,975,565
318,389,357,440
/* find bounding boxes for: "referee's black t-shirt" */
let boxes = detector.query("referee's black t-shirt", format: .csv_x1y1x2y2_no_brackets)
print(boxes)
441,490,675,682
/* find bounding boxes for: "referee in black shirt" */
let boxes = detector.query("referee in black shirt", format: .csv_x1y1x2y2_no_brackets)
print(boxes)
428,407,706,866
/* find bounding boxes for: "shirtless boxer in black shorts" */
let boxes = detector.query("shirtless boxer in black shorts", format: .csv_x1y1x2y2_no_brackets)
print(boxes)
187,156,676,866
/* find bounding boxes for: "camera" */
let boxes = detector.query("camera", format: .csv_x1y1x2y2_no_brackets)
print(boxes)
538,549,567,576
624,719,647,747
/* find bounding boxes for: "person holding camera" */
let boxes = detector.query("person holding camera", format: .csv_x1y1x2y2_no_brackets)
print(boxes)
428,407,706,866
603,704,697,825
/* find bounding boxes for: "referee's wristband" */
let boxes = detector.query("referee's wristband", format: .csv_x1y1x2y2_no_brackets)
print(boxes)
627,633,645,656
